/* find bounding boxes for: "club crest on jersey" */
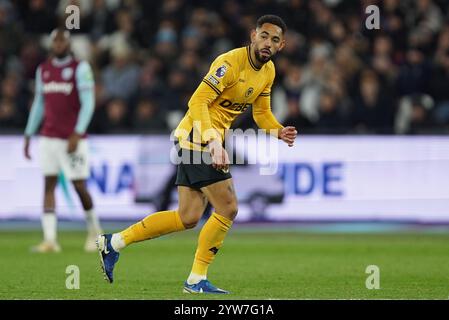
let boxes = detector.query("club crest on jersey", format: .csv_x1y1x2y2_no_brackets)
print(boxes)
245,87,254,98
215,65,227,78
62,67,73,80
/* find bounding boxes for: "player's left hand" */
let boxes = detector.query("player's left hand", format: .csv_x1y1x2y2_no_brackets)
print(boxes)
67,133,81,153
279,126,297,147
24,136,32,160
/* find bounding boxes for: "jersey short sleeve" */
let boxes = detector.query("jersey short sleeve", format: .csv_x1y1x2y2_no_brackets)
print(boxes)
201,55,238,95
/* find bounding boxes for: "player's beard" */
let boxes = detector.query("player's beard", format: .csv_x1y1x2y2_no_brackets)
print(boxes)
254,48,272,64
54,49,70,60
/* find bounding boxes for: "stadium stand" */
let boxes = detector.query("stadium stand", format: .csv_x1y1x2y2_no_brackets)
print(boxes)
1,0,449,135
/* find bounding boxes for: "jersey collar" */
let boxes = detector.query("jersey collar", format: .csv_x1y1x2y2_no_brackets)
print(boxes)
246,46,261,71
51,55,73,67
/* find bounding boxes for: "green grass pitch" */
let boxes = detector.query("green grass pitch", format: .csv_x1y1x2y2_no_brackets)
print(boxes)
1,227,449,299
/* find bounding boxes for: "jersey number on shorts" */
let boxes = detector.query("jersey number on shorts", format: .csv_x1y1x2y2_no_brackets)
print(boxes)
69,154,85,169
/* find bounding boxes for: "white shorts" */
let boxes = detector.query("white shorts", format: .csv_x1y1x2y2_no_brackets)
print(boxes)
39,137,90,180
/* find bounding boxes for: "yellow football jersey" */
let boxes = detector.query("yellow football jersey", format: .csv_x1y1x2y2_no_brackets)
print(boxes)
175,46,283,151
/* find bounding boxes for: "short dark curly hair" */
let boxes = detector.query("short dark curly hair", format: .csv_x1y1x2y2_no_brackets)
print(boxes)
256,15,287,34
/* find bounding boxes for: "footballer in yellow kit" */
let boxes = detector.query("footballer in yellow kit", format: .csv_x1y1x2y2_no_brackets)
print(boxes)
173,43,290,188
96,15,297,294
175,45,284,151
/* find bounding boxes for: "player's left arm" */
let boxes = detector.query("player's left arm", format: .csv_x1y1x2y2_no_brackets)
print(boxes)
252,70,297,147
69,61,95,153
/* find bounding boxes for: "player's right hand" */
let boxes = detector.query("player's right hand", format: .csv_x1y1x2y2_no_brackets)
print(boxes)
279,126,297,147
208,139,230,171
24,136,31,160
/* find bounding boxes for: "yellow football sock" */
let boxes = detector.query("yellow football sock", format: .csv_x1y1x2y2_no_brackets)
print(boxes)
120,210,185,245
191,212,233,277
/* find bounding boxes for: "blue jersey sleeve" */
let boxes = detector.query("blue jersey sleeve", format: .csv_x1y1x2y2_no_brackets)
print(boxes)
75,61,95,135
24,66,44,137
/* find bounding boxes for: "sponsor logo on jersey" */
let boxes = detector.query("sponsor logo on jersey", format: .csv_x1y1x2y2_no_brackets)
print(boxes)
215,65,227,78
219,99,252,112
43,81,74,95
245,87,254,97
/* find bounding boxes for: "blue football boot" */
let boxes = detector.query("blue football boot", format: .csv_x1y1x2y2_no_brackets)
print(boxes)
96,234,120,283
183,280,229,294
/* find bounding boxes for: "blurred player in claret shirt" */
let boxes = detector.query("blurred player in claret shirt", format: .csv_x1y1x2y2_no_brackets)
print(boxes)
24,28,102,253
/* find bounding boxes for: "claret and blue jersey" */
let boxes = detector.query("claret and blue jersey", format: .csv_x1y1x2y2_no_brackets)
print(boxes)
25,56,95,139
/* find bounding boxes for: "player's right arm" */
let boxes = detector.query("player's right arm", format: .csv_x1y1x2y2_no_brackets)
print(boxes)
24,66,44,160
188,56,237,170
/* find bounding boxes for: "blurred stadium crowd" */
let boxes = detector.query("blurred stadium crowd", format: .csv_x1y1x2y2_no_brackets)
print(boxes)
1,0,449,135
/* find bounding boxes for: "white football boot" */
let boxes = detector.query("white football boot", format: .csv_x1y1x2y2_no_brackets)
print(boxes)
85,231,103,252
30,241,61,253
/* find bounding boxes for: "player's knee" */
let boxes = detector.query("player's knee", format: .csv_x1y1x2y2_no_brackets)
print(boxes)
44,183,56,194
221,200,238,220
177,209,201,229
74,184,91,200
229,205,238,220
72,181,85,193
180,216,200,229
